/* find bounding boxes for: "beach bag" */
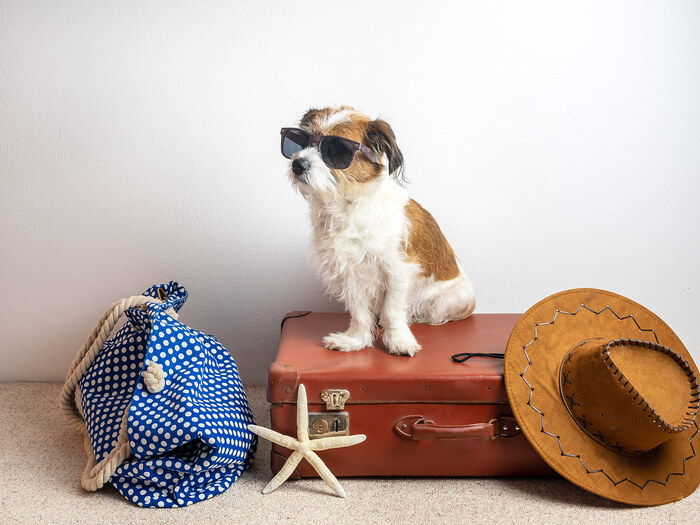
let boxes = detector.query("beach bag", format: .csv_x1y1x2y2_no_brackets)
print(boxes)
59,281,256,507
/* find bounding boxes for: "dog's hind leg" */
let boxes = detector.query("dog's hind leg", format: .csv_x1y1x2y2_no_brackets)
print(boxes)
410,274,475,325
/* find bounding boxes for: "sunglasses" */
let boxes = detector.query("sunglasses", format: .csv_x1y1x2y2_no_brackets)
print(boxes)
280,127,379,170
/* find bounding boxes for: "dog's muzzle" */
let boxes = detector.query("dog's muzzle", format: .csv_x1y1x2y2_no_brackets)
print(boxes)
292,158,310,180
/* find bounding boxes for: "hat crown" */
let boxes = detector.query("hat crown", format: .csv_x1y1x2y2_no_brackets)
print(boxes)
560,338,699,456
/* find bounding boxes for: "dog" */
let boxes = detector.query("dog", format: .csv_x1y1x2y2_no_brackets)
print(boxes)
282,106,475,356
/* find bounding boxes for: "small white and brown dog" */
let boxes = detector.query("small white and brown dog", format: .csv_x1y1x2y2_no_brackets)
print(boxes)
282,106,475,356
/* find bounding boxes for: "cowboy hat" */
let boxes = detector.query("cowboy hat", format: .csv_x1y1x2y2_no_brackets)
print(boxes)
504,288,699,505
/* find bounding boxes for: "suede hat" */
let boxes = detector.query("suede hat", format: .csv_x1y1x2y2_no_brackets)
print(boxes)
504,289,699,505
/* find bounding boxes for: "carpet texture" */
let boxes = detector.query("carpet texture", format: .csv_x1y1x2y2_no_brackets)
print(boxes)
0,382,696,524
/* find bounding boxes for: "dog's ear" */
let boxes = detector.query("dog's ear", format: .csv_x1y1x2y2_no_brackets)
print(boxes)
365,119,405,184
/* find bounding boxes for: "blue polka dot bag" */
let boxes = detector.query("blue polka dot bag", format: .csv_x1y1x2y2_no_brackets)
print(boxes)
59,281,257,507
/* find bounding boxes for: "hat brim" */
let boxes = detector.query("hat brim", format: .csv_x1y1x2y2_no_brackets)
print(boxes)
504,288,699,506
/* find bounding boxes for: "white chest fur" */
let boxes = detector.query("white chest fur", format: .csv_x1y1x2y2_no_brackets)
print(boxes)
306,176,414,311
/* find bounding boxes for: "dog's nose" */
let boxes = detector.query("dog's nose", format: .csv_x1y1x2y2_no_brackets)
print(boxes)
292,158,310,176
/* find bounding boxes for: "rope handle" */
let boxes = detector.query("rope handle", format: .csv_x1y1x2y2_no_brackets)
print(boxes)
58,293,172,491
59,295,166,425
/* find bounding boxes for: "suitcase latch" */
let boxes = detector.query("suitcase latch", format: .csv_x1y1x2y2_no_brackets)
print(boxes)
320,389,350,410
308,412,349,438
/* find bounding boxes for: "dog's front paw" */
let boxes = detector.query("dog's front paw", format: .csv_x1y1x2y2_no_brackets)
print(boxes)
323,332,372,352
383,328,422,357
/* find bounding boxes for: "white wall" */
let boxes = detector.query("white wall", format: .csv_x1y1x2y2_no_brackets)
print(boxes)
1,1,698,384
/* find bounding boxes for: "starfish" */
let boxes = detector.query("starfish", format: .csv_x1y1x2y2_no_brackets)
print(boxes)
248,384,366,498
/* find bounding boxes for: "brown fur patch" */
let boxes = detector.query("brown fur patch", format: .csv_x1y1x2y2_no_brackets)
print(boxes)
405,199,461,281
300,105,357,134
331,118,384,185
300,107,384,187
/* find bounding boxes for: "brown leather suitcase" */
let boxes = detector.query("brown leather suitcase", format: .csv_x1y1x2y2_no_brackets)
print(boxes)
267,312,554,478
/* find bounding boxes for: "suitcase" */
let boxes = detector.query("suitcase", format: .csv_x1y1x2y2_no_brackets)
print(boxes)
267,312,554,478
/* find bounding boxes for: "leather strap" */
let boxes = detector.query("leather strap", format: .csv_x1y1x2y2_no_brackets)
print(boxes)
280,311,312,331
394,416,520,440
451,352,505,363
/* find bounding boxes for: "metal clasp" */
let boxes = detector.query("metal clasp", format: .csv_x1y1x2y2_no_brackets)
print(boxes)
320,389,350,410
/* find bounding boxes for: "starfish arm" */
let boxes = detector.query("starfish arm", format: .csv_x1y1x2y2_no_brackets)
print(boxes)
304,450,346,498
248,424,299,450
309,434,367,451
296,384,309,441
262,450,304,494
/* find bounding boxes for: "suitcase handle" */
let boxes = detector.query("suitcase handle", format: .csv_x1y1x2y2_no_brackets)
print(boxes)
394,416,520,440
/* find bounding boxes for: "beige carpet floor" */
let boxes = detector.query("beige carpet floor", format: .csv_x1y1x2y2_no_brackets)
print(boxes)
0,383,696,524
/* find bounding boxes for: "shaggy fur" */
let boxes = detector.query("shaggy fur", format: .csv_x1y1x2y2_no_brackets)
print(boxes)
286,106,475,356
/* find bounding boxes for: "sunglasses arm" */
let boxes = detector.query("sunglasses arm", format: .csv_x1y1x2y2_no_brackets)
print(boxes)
359,144,380,165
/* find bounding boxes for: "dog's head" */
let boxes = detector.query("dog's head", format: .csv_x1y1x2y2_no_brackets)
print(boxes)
282,106,404,200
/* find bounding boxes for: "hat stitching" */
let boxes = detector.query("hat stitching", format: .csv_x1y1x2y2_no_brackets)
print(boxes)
603,339,700,432
519,301,698,490
577,414,592,429
565,392,580,408
560,339,699,456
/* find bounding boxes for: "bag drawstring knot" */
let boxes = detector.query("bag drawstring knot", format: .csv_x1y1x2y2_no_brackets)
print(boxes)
142,361,166,393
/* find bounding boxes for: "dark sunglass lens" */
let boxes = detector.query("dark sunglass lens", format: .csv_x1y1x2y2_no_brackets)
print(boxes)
321,137,355,169
281,129,309,158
